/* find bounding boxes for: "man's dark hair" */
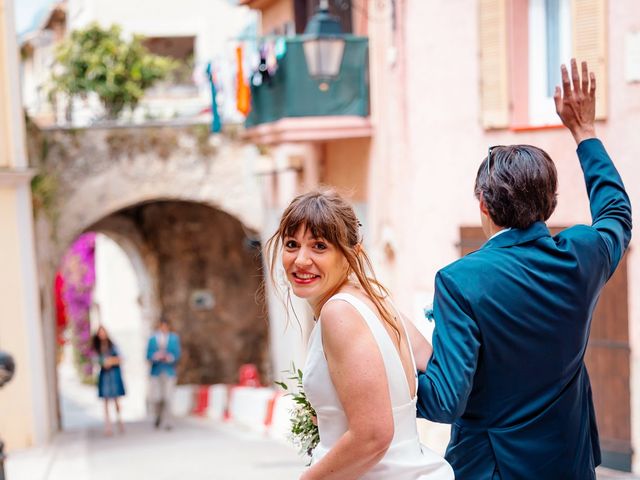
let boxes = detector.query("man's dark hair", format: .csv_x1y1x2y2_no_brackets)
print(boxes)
474,145,558,229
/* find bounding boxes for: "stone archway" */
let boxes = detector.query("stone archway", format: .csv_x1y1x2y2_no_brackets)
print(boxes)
89,214,161,342
91,200,269,385
55,230,149,431
27,122,269,430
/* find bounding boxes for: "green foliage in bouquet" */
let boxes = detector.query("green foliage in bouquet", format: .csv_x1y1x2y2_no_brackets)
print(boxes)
275,365,319,462
50,23,177,119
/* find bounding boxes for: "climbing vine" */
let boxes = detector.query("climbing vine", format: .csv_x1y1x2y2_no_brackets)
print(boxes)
59,233,97,382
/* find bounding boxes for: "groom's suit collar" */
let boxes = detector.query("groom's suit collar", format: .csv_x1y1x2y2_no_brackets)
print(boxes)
481,221,551,250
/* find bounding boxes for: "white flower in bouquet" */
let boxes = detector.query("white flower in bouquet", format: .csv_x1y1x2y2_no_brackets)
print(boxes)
275,365,319,462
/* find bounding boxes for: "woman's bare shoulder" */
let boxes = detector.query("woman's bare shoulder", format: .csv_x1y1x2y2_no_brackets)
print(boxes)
320,295,377,353
320,296,363,330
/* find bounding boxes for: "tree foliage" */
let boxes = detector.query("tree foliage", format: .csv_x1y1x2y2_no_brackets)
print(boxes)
50,23,177,119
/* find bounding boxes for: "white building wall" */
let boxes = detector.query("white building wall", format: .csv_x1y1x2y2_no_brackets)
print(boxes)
64,0,257,123
388,0,640,466
0,0,51,449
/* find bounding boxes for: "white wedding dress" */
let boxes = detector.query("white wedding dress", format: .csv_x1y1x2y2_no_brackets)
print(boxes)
303,293,454,479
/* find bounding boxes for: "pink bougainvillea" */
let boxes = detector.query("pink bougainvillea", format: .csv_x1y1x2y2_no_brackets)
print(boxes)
60,232,97,381
54,272,67,347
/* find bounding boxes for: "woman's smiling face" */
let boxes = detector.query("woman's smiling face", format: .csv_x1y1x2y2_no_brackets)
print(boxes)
97,326,108,340
282,224,349,309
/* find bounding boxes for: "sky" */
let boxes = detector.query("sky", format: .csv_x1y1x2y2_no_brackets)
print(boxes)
14,0,56,35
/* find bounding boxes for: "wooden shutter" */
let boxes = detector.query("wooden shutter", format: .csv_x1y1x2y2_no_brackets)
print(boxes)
572,0,608,119
479,0,510,129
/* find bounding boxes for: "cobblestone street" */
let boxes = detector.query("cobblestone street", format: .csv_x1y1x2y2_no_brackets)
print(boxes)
4,354,638,479
6,356,306,480
6,418,639,480
6,418,306,480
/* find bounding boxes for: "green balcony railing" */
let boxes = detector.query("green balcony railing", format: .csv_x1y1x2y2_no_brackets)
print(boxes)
245,36,369,127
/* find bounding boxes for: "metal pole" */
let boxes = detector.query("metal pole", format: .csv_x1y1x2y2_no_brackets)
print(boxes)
0,351,15,480
0,438,6,480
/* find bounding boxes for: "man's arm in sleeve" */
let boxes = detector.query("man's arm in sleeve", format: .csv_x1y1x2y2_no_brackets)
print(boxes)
577,138,632,275
554,60,632,275
417,271,481,423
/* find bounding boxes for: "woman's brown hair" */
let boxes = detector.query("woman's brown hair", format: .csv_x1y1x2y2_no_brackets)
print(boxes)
265,189,402,343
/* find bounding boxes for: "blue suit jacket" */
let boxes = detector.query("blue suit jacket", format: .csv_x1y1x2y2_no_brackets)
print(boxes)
146,332,181,377
417,139,632,480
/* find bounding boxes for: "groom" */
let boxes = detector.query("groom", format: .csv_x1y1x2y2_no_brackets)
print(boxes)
417,60,632,479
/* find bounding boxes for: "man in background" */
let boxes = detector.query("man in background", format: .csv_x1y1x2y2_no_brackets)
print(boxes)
147,317,181,430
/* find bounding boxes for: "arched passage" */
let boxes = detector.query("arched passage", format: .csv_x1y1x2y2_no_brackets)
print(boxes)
56,232,148,430
92,233,148,424
28,124,268,432
54,199,270,429
94,200,270,384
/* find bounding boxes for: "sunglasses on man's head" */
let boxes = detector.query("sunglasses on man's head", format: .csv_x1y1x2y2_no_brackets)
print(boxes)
487,145,506,178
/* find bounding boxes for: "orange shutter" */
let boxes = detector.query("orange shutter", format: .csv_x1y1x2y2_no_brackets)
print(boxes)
479,0,510,129
572,0,607,119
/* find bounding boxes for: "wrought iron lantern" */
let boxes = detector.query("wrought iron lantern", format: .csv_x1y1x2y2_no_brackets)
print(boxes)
302,0,346,84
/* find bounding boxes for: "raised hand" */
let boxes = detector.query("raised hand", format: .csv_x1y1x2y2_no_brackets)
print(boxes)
554,58,597,145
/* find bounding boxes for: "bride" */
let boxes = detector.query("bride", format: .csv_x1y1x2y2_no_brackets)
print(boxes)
267,190,453,480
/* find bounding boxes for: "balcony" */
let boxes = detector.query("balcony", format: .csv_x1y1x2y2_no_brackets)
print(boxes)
244,36,371,144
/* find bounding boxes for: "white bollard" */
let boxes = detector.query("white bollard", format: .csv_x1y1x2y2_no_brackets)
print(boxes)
227,386,276,433
268,393,295,442
171,384,194,417
206,384,228,421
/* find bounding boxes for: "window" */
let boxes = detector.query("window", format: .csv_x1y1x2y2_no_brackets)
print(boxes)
142,36,196,88
479,0,607,130
528,0,572,125
143,36,195,64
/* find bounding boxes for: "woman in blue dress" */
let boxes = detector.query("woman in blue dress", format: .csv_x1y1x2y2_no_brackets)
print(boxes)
92,326,126,435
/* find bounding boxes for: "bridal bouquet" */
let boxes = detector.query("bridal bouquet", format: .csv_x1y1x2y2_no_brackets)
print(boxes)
275,365,319,461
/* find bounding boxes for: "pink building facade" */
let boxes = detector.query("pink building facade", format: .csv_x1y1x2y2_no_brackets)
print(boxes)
386,0,640,472
245,0,640,472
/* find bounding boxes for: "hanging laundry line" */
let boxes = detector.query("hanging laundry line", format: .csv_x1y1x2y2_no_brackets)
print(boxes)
226,33,296,43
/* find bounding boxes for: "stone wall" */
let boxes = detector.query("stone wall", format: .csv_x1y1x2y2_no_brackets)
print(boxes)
100,201,269,384
27,120,271,393
27,121,263,251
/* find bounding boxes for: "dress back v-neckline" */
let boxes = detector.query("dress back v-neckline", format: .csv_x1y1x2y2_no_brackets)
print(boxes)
325,292,418,404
